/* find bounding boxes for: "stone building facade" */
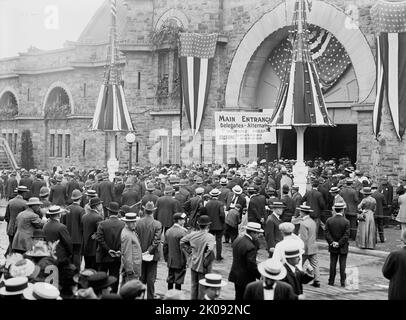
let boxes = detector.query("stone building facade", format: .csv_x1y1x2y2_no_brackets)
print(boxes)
0,0,403,183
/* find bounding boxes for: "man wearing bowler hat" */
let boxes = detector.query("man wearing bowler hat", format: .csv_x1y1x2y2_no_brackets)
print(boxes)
228,222,263,300
81,197,104,269
12,197,44,254
95,173,115,218
156,186,182,234
339,178,359,240
244,259,297,300
180,215,215,300
265,202,286,257
95,202,125,292
120,212,142,285
4,185,28,255
62,189,85,270
49,175,67,207
43,205,73,265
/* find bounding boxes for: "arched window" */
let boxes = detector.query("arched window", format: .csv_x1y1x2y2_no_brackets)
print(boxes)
44,87,72,119
0,91,18,119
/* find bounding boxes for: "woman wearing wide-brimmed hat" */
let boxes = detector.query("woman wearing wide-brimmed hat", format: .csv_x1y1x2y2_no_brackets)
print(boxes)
356,187,377,249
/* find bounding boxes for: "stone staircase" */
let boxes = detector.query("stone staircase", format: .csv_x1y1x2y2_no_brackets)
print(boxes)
0,137,17,171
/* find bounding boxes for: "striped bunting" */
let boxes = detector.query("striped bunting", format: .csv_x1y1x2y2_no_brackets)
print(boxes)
111,0,117,17
372,1,406,139
179,33,217,135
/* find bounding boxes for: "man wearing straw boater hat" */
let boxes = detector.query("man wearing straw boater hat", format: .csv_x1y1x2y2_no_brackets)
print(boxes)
10,196,43,254
43,205,73,265
180,215,215,300
324,202,350,287
0,276,33,300
199,273,227,300
135,201,162,299
62,189,85,270
244,259,297,300
95,201,125,292
120,212,142,285
4,185,28,255
228,222,263,300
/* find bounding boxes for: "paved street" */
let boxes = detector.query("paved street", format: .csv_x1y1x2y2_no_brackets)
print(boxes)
0,201,390,300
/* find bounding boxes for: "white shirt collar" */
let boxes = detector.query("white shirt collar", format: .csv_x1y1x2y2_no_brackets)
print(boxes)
245,233,253,241
286,262,296,272
272,212,281,220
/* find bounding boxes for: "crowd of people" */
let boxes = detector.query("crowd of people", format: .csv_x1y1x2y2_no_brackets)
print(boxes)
0,156,405,300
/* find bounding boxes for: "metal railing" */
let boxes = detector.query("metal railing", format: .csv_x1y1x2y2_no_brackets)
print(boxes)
0,137,17,170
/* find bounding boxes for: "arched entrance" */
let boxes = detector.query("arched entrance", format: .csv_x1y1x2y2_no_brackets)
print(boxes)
0,90,18,118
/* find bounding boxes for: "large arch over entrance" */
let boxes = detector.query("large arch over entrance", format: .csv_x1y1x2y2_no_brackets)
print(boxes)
42,81,74,117
225,0,375,108
0,87,19,118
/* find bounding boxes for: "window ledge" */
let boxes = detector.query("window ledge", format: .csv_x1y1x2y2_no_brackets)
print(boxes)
150,110,180,116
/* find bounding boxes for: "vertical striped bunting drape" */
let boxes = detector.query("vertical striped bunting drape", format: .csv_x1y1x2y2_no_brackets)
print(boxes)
179,33,218,135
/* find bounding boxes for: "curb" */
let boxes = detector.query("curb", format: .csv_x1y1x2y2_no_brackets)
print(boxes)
316,241,389,259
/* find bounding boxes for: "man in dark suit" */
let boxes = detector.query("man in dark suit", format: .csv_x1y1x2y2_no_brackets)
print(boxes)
155,186,182,234
382,230,406,300
135,201,162,299
280,185,296,222
96,174,115,218
30,173,46,198
371,183,387,243
49,176,67,206
141,182,159,208
378,175,393,227
218,178,232,206
4,186,28,255
205,188,226,261
281,242,314,297
228,222,263,300
5,172,18,200
324,202,350,287
163,212,188,290
19,172,33,199
62,189,85,270
184,187,204,229
244,258,297,300
121,183,141,207
339,179,359,240
264,202,285,257
247,186,266,224
81,197,103,269
226,185,246,211
43,205,73,266
66,172,80,205
95,201,125,293
301,180,326,233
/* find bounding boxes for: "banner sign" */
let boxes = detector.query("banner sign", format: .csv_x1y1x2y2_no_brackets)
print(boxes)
215,111,277,145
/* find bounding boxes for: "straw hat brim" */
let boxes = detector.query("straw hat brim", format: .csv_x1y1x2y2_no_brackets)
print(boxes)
198,279,228,287
121,217,139,222
245,226,264,233
22,285,62,300
0,283,32,296
258,262,287,280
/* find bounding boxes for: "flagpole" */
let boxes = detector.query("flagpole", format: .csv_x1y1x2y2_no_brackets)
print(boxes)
179,52,183,166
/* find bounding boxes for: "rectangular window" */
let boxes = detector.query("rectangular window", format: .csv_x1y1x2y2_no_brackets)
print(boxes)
161,136,168,164
136,142,139,163
50,134,55,157
8,133,12,149
172,136,180,164
83,83,87,98
82,140,86,158
27,88,30,101
158,51,170,79
65,134,71,158
57,134,63,157
137,72,141,90
13,133,17,154
2,133,6,140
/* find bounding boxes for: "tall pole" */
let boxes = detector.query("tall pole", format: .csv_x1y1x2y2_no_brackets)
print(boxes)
128,142,133,171
265,143,270,188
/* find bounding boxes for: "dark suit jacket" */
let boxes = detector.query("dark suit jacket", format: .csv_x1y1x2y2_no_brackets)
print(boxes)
382,247,406,300
155,196,182,228
49,184,67,206
301,188,326,219
228,235,261,287
113,183,125,206
174,188,190,209
5,177,18,199
96,181,115,207
248,194,266,223
81,210,103,256
5,195,27,236
340,186,359,215
281,194,296,222
95,216,125,263
282,263,314,295
205,199,226,231
243,280,297,300
31,179,46,198
135,215,162,261
371,191,386,218
141,193,159,208
264,213,282,250
62,203,85,244
226,194,247,211
121,190,140,207
163,224,188,269
379,182,393,207
43,219,73,263
218,186,233,205
324,214,350,254
66,179,80,204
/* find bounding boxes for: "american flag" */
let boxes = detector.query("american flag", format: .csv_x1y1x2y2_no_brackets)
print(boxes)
179,33,218,135
372,0,406,139
269,25,351,92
